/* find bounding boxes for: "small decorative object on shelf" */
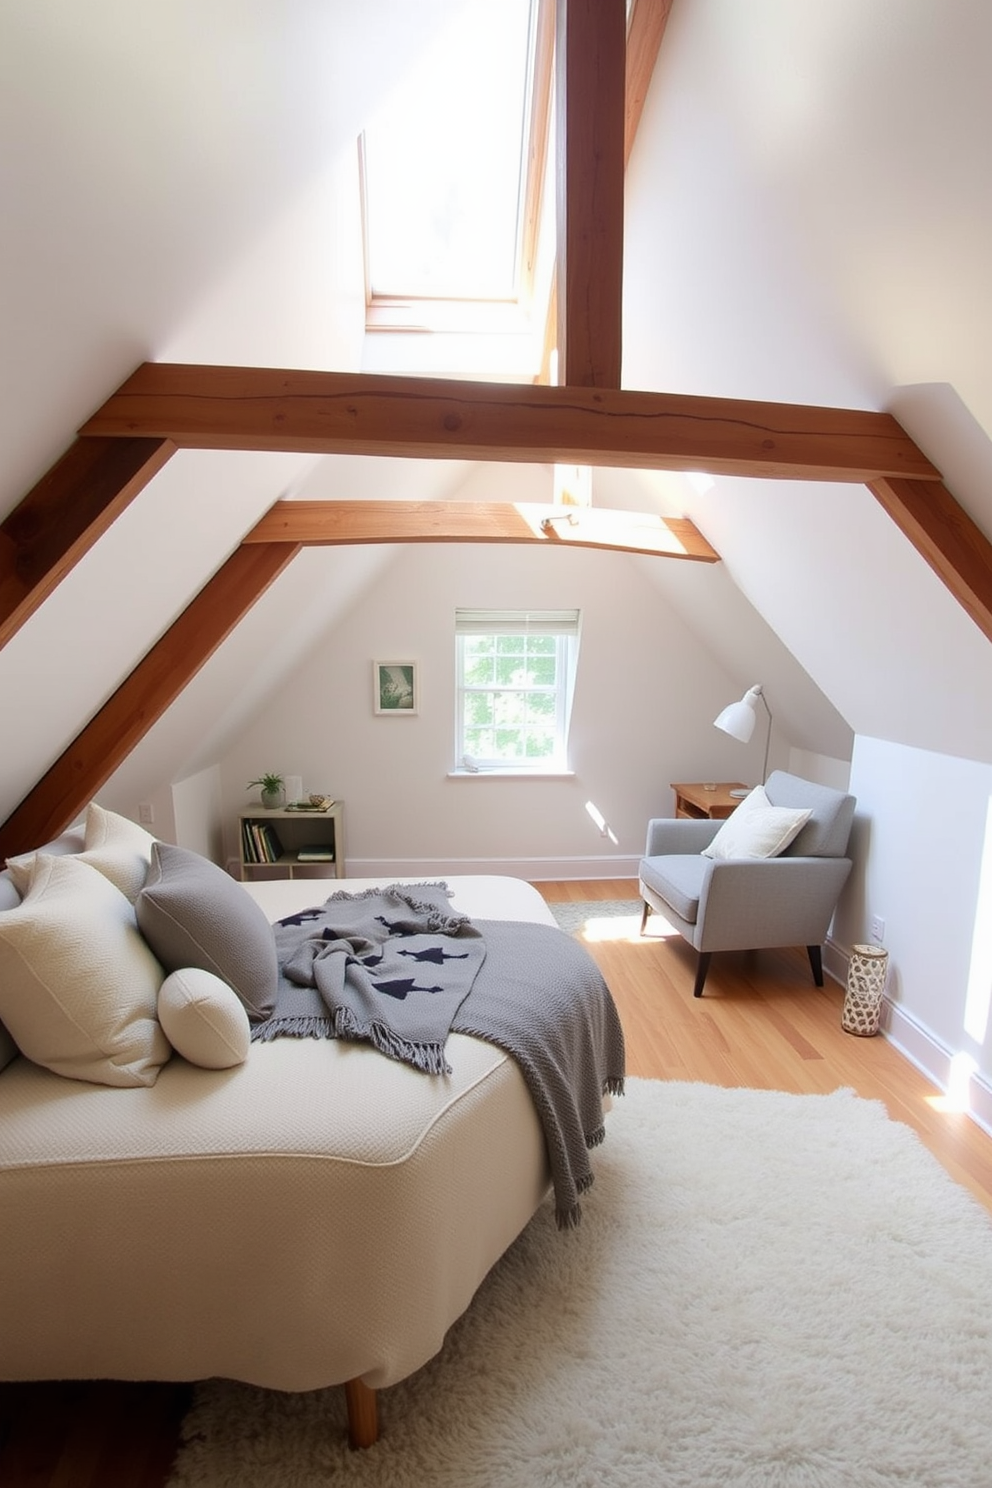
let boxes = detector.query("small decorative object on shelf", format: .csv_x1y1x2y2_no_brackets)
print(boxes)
842,944,889,1037
247,772,285,809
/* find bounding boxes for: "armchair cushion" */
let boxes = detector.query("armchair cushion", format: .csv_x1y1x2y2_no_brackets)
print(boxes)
640,854,708,925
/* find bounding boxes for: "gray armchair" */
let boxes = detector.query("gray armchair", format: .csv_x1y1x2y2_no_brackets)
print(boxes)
639,771,856,998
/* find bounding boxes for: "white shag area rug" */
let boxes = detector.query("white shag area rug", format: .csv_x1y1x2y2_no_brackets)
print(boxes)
167,1078,992,1488
550,899,644,935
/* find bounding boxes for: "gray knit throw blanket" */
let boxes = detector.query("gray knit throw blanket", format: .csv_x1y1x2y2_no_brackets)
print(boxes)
263,882,485,1076
254,884,626,1227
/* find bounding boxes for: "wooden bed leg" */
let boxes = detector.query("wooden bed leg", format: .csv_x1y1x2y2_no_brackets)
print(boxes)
344,1377,379,1449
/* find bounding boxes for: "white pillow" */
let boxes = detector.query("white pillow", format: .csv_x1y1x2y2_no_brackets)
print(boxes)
702,798,812,861
158,968,251,1070
0,854,170,1087
6,801,156,904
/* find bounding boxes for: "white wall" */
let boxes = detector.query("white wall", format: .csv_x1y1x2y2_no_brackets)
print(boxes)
172,765,223,862
836,736,992,1110
217,541,799,879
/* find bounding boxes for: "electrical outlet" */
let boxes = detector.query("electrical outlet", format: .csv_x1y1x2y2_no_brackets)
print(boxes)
869,914,885,945
138,802,155,825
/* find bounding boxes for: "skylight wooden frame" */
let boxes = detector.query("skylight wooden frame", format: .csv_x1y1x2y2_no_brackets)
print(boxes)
362,0,555,334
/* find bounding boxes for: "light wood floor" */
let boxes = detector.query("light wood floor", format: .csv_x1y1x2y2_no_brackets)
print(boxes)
542,878,992,1216
3,878,991,1485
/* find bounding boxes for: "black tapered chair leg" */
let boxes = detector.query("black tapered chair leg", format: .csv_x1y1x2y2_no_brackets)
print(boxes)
640,901,650,934
807,944,824,986
693,952,712,998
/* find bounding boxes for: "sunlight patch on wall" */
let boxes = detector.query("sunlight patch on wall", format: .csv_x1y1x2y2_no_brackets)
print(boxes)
964,794,992,1045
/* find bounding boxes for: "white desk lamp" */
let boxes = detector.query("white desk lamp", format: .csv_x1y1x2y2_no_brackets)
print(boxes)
713,684,772,794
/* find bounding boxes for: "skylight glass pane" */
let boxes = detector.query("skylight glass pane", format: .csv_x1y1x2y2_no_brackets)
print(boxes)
363,0,533,301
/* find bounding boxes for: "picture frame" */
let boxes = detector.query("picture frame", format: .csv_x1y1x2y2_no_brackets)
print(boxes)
373,661,418,715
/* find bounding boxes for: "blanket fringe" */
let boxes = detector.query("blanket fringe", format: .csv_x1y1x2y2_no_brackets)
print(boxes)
334,1007,451,1075
251,1015,333,1043
323,881,470,934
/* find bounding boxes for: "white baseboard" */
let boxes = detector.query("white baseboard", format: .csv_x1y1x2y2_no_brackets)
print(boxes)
345,854,642,882
825,937,992,1140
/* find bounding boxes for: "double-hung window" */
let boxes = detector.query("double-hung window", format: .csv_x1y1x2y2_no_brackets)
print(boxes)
454,609,580,772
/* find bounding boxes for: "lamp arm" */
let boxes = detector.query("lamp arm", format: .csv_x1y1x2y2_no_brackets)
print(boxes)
756,688,773,783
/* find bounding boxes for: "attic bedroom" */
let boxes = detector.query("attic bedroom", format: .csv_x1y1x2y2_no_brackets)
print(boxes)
3,0,992,1480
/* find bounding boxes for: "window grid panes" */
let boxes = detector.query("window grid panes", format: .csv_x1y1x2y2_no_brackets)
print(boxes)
455,617,578,770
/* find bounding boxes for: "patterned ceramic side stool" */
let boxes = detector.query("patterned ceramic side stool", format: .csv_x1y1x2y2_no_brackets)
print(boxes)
842,944,889,1036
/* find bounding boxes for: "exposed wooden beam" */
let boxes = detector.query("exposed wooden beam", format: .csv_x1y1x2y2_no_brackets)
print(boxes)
625,0,675,168
81,364,940,483
245,499,720,562
0,436,174,650
555,0,626,388
539,0,677,385
0,542,300,857
868,477,992,647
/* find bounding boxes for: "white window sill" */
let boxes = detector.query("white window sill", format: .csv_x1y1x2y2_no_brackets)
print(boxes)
447,768,575,780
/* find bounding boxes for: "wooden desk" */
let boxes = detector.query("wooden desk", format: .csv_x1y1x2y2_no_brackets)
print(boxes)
671,782,748,821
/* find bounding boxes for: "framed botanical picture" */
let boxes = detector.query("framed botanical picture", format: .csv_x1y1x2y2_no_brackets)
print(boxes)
373,661,418,715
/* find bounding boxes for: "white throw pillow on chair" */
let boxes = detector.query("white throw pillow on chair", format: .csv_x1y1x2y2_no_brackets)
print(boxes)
701,787,811,861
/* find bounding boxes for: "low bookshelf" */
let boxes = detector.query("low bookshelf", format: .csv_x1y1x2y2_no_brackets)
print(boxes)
238,801,345,880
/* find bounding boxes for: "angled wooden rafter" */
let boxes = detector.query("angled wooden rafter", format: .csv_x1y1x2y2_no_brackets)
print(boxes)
0,436,174,651
0,542,300,860
867,477,992,645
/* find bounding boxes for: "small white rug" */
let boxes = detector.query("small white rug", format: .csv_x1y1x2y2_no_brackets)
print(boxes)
550,899,644,935
167,1079,992,1487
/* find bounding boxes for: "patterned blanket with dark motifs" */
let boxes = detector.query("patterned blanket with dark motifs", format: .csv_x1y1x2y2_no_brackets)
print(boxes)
253,882,626,1227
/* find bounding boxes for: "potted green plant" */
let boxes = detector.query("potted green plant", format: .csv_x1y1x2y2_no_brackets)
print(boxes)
247,772,285,809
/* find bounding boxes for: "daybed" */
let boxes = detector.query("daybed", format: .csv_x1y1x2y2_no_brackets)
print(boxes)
0,809,623,1448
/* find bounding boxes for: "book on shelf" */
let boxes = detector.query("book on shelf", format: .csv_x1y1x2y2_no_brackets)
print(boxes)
295,844,335,862
260,822,284,863
284,797,335,812
243,820,284,864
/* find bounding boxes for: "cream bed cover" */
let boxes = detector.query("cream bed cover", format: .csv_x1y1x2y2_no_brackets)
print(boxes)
0,876,555,1392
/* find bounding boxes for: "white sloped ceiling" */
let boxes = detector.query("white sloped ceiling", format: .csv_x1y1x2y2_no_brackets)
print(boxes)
3,0,991,826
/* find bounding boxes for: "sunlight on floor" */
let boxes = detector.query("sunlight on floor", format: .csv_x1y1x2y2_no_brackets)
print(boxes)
926,1052,978,1114
580,913,678,944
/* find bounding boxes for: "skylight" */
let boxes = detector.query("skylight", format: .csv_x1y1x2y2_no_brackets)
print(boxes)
361,0,540,306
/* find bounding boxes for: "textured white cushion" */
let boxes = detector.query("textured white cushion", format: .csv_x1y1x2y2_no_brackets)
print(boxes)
6,802,156,904
158,968,251,1069
0,854,170,1087
702,791,812,861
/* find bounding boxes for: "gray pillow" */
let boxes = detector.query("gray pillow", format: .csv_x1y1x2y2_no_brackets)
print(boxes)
136,842,277,1022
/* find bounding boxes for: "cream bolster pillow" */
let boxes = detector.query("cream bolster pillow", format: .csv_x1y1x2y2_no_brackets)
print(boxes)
158,968,251,1069
0,854,170,1087
136,842,279,1022
701,789,812,861
6,800,157,904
